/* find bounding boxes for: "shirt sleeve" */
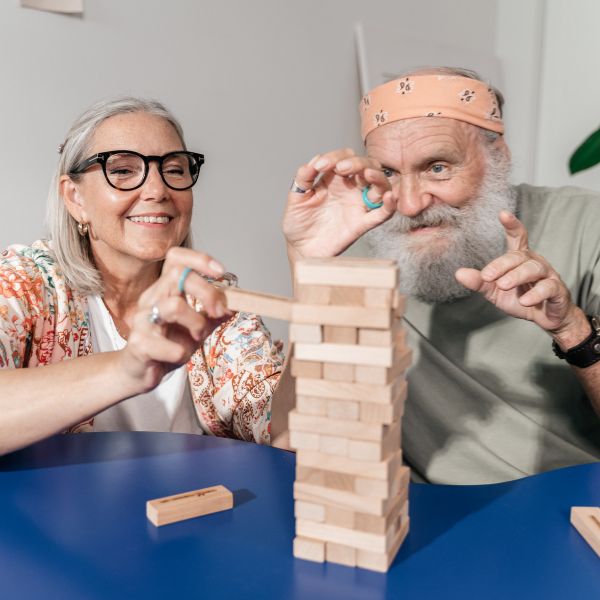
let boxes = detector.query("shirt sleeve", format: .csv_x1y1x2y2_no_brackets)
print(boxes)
190,311,284,444
0,250,45,369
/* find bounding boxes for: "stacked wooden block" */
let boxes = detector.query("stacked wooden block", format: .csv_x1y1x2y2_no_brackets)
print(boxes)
289,257,412,572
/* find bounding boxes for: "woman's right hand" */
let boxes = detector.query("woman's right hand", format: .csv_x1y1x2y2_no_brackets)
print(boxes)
118,247,230,392
282,148,397,261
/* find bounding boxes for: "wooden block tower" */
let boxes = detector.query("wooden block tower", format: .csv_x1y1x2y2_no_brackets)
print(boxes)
289,257,412,572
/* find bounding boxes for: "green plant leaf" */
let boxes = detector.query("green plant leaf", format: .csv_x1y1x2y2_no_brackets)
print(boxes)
569,127,600,174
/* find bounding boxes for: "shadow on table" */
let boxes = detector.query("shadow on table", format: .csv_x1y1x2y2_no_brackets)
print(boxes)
0,431,242,471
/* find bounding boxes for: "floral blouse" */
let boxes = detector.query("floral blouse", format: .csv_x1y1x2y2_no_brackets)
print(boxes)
0,241,283,444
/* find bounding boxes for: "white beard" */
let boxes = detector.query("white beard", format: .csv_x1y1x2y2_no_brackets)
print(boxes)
363,151,516,303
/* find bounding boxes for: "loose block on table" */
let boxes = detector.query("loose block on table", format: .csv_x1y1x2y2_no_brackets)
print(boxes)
570,506,600,557
146,485,233,527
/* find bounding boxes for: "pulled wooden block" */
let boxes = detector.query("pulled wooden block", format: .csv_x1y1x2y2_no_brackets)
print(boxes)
224,287,293,321
146,485,233,527
570,506,600,557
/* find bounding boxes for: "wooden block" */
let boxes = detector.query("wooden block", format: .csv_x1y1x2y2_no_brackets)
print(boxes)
325,505,355,529
296,518,396,553
296,377,406,405
319,434,349,456
289,323,322,344
297,449,403,480
296,284,331,304
296,395,328,416
323,326,357,345
363,288,393,308
324,470,356,491
354,348,412,385
570,507,600,557
293,304,392,330
146,485,233,527
289,430,320,451
327,399,360,421
347,421,401,462
393,292,406,317
291,359,322,379
358,322,405,347
354,465,410,499
289,410,388,442
295,500,325,523
326,542,357,567
296,465,326,486
360,392,404,424
293,536,325,563
294,481,392,516
355,489,408,535
355,517,409,572
322,363,355,382
329,286,365,306
295,257,398,289
223,287,292,321
295,342,394,368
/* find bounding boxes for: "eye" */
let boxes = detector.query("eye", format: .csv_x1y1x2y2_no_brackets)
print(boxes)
382,167,395,178
430,163,445,174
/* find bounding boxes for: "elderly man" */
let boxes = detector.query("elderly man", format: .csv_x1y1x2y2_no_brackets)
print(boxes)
282,67,600,484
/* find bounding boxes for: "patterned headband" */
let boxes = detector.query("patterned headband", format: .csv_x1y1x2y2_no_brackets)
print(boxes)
359,74,504,141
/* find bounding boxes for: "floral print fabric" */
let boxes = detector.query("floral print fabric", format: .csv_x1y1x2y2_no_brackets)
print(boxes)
0,241,282,444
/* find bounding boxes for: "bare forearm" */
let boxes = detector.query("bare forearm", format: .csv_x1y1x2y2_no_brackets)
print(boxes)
572,365,600,417
0,352,142,455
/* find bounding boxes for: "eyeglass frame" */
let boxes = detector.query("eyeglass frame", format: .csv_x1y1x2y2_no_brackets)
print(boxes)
69,149,205,191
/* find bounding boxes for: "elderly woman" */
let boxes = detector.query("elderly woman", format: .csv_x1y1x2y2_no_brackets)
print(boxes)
0,97,283,455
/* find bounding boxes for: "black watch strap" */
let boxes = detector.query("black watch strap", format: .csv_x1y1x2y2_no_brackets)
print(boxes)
552,315,600,368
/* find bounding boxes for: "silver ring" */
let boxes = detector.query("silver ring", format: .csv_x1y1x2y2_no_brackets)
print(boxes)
290,180,310,194
148,305,162,325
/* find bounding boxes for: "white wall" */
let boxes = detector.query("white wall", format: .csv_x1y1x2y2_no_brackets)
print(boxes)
0,0,499,339
535,0,600,190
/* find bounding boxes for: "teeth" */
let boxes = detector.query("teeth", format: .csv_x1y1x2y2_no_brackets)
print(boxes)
128,216,171,224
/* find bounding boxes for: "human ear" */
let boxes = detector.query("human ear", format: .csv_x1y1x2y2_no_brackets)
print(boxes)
59,175,88,224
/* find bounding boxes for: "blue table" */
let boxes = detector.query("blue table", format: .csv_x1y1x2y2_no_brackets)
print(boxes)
0,432,598,599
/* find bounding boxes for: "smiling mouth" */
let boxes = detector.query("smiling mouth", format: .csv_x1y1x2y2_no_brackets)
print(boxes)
127,216,173,224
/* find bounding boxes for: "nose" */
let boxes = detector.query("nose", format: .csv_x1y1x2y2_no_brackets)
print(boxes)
140,162,168,201
394,174,433,218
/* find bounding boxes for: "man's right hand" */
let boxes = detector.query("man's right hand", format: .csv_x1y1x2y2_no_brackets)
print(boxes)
282,148,397,261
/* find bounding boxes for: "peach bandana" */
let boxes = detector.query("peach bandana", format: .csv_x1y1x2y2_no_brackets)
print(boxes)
360,74,504,140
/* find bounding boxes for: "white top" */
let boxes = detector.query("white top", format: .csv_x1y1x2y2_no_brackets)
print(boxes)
86,295,204,435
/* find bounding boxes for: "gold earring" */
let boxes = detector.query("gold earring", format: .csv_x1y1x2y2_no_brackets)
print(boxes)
77,222,89,237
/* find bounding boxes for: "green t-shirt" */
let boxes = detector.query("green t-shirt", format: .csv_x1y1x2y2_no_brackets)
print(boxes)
403,183,600,484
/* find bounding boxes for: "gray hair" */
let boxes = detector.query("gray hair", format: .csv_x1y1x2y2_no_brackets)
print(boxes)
46,96,193,296
385,66,505,144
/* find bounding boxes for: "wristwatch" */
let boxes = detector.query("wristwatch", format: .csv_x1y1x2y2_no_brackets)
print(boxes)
552,314,600,368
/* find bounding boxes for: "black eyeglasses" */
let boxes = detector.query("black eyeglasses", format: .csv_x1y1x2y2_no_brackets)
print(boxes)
70,150,205,191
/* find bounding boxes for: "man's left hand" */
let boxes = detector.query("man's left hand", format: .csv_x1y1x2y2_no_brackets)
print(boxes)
455,211,591,349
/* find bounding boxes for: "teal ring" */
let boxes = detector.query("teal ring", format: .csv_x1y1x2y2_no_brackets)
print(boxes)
178,267,193,295
362,186,383,210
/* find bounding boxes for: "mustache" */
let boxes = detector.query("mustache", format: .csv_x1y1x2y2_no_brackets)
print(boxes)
389,203,462,234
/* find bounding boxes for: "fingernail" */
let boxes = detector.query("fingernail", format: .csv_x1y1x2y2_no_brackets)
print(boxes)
308,154,320,166
314,158,329,170
209,260,224,274
337,159,351,172
214,301,226,318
